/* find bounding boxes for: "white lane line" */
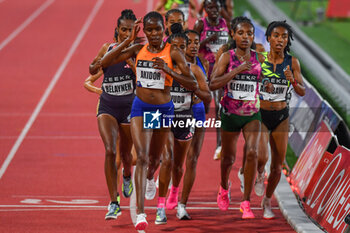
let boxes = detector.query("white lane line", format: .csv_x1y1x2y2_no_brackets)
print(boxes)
129,166,141,232
188,201,241,205
0,0,5,4
0,204,279,210
0,0,55,52
0,0,104,180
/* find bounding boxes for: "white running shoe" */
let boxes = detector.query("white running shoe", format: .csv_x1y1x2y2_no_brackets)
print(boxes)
213,146,222,160
145,178,157,200
135,213,148,230
238,170,244,193
254,170,265,197
261,196,275,219
177,203,191,220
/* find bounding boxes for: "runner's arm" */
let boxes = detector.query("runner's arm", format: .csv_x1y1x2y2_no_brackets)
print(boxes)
209,51,251,90
154,0,168,15
192,64,212,104
89,43,110,75
189,0,196,18
84,70,103,95
101,18,142,67
288,57,305,96
153,46,198,91
198,54,209,75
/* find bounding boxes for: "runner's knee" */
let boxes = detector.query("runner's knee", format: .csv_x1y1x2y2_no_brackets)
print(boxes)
136,152,149,167
270,164,282,176
105,146,116,159
245,146,258,162
187,155,198,170
221,154,234,167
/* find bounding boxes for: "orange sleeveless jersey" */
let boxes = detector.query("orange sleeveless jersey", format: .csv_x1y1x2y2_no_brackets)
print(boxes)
135,43,174,88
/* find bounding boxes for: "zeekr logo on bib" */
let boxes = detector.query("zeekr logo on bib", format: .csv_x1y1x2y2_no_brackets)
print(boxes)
143,110,162,129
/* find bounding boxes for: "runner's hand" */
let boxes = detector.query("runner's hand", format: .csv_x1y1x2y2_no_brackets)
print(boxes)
152,57,168,71
265,82,274,93
237,61,252,73
128,18,142,42
208,33,218,42
284,65,294,83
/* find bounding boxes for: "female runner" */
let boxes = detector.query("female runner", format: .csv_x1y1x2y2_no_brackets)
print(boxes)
175,29,210,220
209,17,266,219
256,20,305,219
193,0,230,160
85,9,137,220
101,12,197,230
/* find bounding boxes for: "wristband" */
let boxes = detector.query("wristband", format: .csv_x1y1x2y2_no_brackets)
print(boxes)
292,79,298,86
262,78,270,85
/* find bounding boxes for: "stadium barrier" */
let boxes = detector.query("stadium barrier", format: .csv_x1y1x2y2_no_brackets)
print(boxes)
288,81,350,232
247,9,350,233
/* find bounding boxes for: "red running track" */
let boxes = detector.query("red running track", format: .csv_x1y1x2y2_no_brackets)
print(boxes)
0,0,295,232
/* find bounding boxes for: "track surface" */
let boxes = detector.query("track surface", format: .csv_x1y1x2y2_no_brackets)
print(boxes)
0,0,295,232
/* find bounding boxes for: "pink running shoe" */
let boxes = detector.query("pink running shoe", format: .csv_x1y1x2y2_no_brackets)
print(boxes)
166,186,178,210
240,201,255,219
217,186,229,211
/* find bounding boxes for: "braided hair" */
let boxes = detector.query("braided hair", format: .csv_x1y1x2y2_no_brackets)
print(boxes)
165,9,185,36
143,11,164,28
265,20,294,54
167,23,188,45
227,16,255,50
114,9,136,40
165,9,185,22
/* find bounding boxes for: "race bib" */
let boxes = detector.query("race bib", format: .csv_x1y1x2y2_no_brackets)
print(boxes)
259,78,289,102
206,31,229,53
227,74,258,101
136,60,166,89
171,89,192,111
102,80,134,96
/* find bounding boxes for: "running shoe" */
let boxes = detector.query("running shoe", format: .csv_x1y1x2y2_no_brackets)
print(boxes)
217,185,229,211
166,187,178,210
254,170,265,197
240,201,255,219
105,202,121,220
117,194,120,205
135,213,148,230
155,207,167,224
238,170,244,193
227,181,232,201
107,195,120,210
213,146,222,160
177,203,191,220
261,196,275,219
145,178,156,200
122,175,133,198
